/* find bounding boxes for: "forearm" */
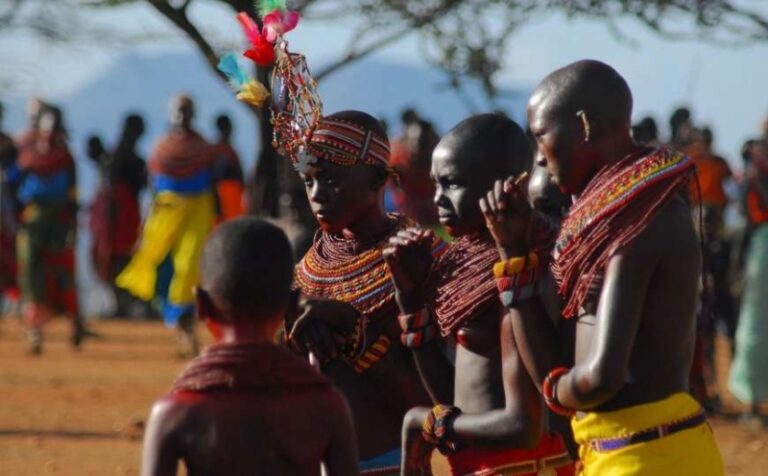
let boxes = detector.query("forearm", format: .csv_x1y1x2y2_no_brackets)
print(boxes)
413,340,454,404
449,409,540,449
507,299,563,390
554,362,622,410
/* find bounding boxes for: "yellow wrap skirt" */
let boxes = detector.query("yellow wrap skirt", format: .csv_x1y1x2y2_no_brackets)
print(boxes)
116,190,214,323
572,393,723,475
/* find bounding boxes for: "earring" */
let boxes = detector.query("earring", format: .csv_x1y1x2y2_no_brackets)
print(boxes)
576,110,591,143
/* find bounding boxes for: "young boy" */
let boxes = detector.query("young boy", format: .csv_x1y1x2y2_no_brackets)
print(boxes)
481,60,724,475
142,217,358,476
384,114,573,475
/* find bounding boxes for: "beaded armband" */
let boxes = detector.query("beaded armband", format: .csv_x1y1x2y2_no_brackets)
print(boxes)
398,307,436,348
422,404,463,455
543,367,576,418
493,252,543,307
339,315,367,361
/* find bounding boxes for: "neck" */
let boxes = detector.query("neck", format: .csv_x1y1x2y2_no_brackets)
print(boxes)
217,312,282,345
341,207,391,242
575,134,645,197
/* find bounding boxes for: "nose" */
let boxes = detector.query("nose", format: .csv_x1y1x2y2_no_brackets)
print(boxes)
535,150,547,168
433,185,447,208
309,181,328,204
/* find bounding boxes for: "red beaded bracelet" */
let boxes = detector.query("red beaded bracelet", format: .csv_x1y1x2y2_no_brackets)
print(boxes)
543,367,576,417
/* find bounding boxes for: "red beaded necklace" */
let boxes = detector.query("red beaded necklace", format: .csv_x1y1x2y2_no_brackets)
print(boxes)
433,231,500,336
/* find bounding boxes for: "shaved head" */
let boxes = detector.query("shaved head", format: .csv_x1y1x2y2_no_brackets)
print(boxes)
436,113,532,177
527,60,637,194
432,113,532,235
200,217,294,319
529,60,632,127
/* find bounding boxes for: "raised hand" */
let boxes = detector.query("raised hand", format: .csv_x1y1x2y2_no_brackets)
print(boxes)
479,175,533,260
383,227,435,313
287,298,360,362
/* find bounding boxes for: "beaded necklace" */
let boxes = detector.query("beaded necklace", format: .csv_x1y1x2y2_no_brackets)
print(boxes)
553,146,694,318
295,214,448,371
296,214,403,319
433,231,500,336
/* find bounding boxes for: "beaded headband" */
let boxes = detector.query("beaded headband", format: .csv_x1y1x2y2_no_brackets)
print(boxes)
304,117,391,171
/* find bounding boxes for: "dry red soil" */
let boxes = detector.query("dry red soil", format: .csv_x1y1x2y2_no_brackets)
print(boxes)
0,318,765,475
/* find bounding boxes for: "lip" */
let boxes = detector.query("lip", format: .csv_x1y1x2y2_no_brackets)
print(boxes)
438,215,457,225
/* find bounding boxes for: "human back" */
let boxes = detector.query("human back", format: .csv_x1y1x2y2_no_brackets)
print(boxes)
149,357,350,476
142,217,358,476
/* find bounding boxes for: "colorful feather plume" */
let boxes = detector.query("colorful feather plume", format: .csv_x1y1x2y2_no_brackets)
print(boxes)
257,0,287,16
217,53,270,107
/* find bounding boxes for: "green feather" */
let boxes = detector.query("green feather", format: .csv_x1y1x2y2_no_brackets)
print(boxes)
257,0,286,16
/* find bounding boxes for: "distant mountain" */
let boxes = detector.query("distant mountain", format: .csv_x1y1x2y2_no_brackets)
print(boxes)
3,50,529,315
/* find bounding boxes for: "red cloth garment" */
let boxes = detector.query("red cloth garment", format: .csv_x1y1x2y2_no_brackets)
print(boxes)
148,130,212,179
553,147,694,318
17,132,74,176
432,232,499,336
446,432,574,476
172,342,330,392
90,183,142,280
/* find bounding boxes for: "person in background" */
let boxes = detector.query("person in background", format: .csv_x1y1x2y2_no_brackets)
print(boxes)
729,139,768,431
15,103,86,353
388,109,440,227
210,113,246,223
88,114,148,318
117,94,216,357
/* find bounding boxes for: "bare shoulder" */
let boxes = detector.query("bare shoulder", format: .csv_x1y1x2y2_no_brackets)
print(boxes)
147,392,203,435
621,192,698,261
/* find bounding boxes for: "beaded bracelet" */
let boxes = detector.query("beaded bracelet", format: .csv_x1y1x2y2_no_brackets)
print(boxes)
492,252,539,279
401,324,436,348
543,367,576,417
398,307,436,348
397,307,431,331
422,404,463,455
495,263,542,307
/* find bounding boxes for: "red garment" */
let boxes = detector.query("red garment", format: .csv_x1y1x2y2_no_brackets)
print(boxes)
148,130,212,178
172,342,330,392
90,183,141,280
17,132,74,176
446,432,574,476
43,246,79,315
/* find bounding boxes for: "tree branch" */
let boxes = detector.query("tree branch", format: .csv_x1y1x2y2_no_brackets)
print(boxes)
146,0,225,81
314,26,409,81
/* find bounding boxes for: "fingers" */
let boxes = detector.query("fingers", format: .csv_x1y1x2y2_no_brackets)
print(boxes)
309,322,337,361
494,179,505,212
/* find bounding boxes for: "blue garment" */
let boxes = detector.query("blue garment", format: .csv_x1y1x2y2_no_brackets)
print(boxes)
358,447,401,473
153,169,211,194
18,170,71,204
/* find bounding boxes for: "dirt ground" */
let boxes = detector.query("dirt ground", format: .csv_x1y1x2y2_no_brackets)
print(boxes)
0,318,766,476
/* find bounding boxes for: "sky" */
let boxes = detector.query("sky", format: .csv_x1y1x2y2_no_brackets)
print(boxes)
3,1,768,165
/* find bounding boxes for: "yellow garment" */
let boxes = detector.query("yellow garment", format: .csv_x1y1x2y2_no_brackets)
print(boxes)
571,393,723,476
117,191,215,307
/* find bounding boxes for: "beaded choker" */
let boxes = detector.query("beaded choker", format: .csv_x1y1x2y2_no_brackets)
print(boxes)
433,231,500,336
553,146,694,318
295,214,447,370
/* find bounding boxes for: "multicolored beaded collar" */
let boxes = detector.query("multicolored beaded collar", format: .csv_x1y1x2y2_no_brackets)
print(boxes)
553,146,694,318
295,214,447,371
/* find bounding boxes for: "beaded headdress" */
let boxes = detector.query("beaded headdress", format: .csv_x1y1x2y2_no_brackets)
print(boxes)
220,1,390,174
